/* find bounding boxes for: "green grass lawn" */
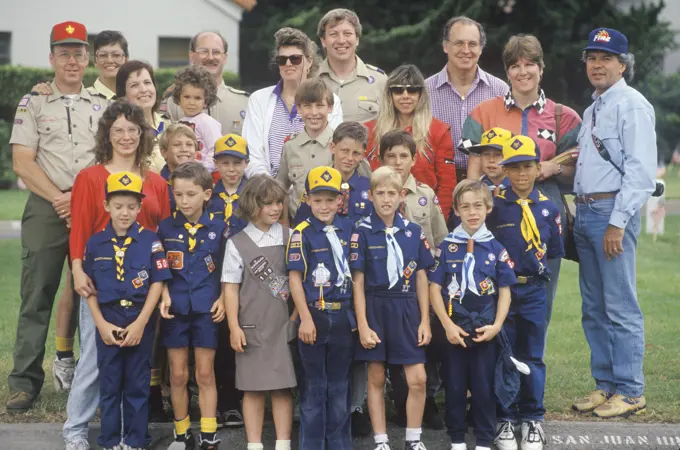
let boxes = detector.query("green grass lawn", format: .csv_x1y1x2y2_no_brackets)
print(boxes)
0,218,678,424
661,164,680,200
0,189,29,221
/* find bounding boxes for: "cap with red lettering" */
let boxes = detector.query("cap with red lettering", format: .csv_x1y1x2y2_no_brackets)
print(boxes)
584,28,628,55
51,21,88,46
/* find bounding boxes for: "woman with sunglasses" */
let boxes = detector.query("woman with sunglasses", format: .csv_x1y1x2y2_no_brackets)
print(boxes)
243,27,343,177
365,64,457,218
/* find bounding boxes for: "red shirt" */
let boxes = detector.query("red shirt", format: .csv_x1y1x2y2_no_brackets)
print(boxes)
70,164,171,261
364,118,457,217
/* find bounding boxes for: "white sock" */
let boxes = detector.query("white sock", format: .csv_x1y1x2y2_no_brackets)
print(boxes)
247,444,264,450
475,447,491,450
274,440,291,450
374,433,389,444
405,427,422,442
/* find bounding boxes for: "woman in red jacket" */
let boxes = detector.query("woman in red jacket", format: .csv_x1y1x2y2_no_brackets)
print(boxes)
64,100,171,447
365,64,457,217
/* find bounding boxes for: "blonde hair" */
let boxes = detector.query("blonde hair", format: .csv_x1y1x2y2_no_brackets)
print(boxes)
452,179,493,211
236,175,287,222
370,166,403,192
373,64,432,158
159,123,198,152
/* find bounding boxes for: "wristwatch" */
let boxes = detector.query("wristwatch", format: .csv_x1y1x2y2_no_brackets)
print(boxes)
556,164,564,176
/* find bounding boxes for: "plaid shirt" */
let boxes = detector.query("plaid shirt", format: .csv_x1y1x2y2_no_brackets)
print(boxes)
426,65,508,172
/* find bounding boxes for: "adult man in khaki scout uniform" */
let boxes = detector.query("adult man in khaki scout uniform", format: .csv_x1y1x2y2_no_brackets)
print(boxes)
317,9,387,123
162,31,249,135
6,21,108,413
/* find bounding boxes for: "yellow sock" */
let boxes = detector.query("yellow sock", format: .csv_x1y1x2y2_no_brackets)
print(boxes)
150,368,161,387
175,415,191,436
56,337,74,353
200,417,217,434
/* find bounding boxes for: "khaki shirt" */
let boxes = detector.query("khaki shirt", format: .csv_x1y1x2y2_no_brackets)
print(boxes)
10,81,109,191
402,174,447,250
162,81,250,135
318,56,387,123
86,78,116,100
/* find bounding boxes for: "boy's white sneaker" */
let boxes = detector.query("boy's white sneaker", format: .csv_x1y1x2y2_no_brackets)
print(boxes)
495,420,518,450
374,443,391,450
521,421,546,450
451,444,467,450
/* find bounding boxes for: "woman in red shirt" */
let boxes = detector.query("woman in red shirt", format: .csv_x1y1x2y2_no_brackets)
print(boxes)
365,64,457,217
64,100,170,445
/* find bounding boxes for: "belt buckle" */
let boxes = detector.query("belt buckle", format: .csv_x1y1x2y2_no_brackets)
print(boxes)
120,299,133,307
517,276,528,285
329,302,342,311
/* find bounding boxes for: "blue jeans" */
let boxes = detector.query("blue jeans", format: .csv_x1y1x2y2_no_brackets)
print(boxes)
63,298,100,444
574,198,644,397
298,308,354,450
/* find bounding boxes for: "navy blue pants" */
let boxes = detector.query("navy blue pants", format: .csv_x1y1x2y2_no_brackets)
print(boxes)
443,340,497,447
298,307,354,450
497,282,547,422
96,303,155,449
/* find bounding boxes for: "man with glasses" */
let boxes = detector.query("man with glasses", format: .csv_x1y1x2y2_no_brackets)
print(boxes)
6,21,108,414
426,16,508,182
162,31,249,136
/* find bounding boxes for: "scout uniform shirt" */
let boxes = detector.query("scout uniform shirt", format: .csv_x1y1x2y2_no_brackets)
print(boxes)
402,173,448,250
86,78,116,100
318,56,387,123
350,211,434,293
10,81,109,191
83,221,171,304
157,210,226,315
208,177,248,238
287,214,354,304
162,81,250,135
486,187,564,279
292,171,373,227
160,164,176,211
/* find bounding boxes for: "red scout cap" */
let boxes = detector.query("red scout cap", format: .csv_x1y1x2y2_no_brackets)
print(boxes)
51,21,88,46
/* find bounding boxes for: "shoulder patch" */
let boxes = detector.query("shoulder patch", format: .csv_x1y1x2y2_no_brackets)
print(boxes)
227,86,250,96
366,64,385,75
18,96,31,106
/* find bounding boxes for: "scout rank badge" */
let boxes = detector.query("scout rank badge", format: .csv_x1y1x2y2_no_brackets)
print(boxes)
249,255,289,301
447,275,461,315
312,262,331,288
132,268,148,290
205,255,215,273
534,242,547,261
479,277,496,296
401,260,417,292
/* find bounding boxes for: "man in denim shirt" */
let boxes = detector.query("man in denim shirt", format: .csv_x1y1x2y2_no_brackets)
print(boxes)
571,28,656,419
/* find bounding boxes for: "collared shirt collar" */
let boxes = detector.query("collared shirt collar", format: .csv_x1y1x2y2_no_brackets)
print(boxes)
97,220,143,243
346,170,361,189
245,221,282,242
504,89,547,114
153,113,166,135
272,80,298,118
307,213,345,233
173,210,212,227
318,56,370,80
215,79,227,102
297,125,333,147
369,210,407,234
435,64,488,89
592,77,627,102
214,177,246,196
47,80,90,103
93,78,116,100
503,186,540,204
403,173,418,194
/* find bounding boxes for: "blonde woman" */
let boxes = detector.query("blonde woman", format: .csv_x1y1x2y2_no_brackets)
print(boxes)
365,64,457,217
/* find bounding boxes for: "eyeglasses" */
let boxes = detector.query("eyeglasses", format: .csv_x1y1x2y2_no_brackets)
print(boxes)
195,48,225,58
54,51,88,63
110,126,142,139
448,40,480,50
276,54,304,66
388,85,423,95
95,51,126,63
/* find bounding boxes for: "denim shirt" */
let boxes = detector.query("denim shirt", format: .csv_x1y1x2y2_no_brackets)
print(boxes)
575,78,657,229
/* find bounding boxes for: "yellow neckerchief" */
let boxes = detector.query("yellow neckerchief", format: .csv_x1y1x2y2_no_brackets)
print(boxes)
218,192,239,223
183,222,204,252
516,197,542,252
112,236,133,281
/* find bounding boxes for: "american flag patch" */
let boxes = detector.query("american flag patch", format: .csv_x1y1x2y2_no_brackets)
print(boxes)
290,232,302,243
151,241,164,253
351,233,359,242
18,96,30,107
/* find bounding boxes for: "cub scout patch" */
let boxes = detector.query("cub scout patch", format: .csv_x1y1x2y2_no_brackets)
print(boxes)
405,230,412,237
155,258,169,270
480,277,496,295
535,243,547,260
288,253,301,262
138,270,149,280
132,277,144,289
542,208,549,217
205,255,215,273
403,260,417,279
167,251,184,270
350,253,358,261
488,252,496,262
418,196,427,206
151,241,164,253
250,255,273,281
361,191,369,200
499,249,515,269
448,243,458,253
208,231,216,240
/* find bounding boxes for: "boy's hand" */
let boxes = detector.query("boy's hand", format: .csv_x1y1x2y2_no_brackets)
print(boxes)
121,319,146,347
473,324,501,343
98,321,124,346
359,326,381,349
74,267,96,298
160,293,174,319
230,327,247,353
211,298,225,323
444,322,469,347
298,318,316,345
417,321,432,347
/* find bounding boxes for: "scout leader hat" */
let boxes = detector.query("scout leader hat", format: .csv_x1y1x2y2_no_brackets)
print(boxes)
466,127,514,156
584,28,628,55
51,21,89,46
499,135,541,166
214,134,249,160
105,172,145,198
305,166,342,195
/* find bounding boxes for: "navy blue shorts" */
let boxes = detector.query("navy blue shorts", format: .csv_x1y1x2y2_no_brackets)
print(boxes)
354,292,426,365
162,312,218,349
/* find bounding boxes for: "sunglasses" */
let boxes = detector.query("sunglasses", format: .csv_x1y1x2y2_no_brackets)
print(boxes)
276,54,304,66
389,85,424,95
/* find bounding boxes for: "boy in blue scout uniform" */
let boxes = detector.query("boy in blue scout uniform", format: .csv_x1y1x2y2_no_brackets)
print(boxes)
350,166,434,450
158,161,227,450
287,166,355,450
83,171,171,450
486,136,564,450
209,133,249,238
293,121,373,227
429,179,517,450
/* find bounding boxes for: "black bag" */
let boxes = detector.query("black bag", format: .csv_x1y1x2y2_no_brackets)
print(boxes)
555,104,579,263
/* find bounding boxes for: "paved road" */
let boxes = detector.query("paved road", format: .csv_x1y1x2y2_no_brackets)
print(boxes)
1,420,679,449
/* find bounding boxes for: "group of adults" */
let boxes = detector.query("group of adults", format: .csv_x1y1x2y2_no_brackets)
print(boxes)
6,6,655,448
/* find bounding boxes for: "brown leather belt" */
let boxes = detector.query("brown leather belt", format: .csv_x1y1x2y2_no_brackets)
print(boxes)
573,192,618,204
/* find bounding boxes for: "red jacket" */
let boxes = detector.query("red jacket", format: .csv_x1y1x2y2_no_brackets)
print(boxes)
70,164,171,261
365,118,457,217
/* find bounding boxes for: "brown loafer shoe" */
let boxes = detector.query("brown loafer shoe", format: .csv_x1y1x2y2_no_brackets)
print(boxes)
593,394,646,418
6,391,35,413
572,389,612,413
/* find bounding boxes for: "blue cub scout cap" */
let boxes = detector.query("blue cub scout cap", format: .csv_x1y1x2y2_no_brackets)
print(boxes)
584,28,628,55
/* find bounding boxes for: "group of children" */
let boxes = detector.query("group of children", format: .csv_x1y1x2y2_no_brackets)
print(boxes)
83,57,563,450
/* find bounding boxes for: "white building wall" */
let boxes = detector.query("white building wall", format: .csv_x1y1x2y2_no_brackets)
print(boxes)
0,0,243,73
